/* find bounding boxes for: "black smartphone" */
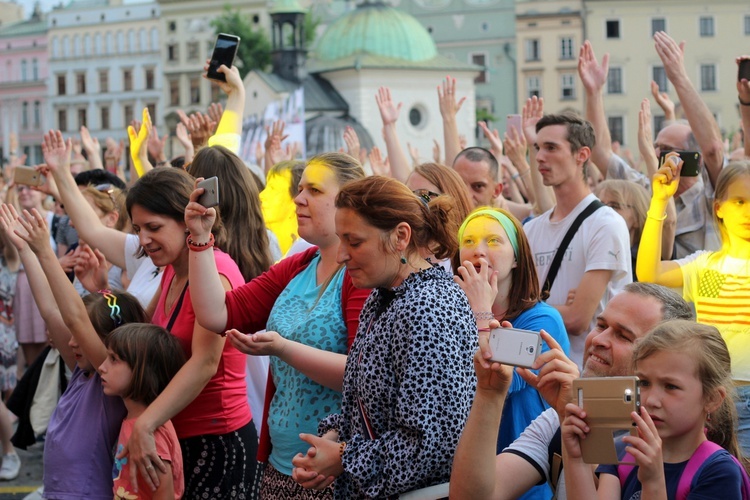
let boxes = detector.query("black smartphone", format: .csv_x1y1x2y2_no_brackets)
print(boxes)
197,176,219,208
659,151,700,177
739,59,750,82
207,34,240,82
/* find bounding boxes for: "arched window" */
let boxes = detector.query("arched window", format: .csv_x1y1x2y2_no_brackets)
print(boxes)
94,33,102,55
21,60,27,81
150,28,159,52
51,36,59,58
127,29,135,53
73,34,81,57
139,29,147,52
62,35,70,58
84,34,91,56
106,32,113,55
32,59,38,80
116,31,124,53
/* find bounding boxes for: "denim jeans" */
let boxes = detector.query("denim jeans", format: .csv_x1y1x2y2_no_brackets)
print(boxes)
735,385,750,457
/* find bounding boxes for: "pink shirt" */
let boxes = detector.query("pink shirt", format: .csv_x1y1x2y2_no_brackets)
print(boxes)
152,249,250,438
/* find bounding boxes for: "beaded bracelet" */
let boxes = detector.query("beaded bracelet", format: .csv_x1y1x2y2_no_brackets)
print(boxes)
473,311,495,321
739,96,750,106
186,233,215,252
339,442,347,457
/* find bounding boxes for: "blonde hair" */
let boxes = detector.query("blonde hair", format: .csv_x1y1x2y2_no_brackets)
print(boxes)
632,320,744,466
594,179,649,247
713,160,750,252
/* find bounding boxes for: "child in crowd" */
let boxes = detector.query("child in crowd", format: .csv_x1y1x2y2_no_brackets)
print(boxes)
102,323,185,499
563,320,746,499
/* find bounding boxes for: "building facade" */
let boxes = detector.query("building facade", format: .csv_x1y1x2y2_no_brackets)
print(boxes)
0,6,48,164
47,0,162,144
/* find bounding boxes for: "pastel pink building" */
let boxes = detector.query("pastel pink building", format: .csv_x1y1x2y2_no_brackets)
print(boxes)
0,6,48,164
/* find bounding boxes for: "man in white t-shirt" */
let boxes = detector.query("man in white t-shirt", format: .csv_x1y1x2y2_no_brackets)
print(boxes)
450,283,694,500
523,112,632,367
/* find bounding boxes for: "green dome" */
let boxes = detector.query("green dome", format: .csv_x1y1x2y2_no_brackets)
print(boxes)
315,2,438,63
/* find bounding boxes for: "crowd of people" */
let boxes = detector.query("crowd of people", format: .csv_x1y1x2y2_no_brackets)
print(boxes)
0,33,746,500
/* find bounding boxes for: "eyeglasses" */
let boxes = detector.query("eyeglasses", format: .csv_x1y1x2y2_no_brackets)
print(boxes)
95,183,117,205
98,289,123,328
16,185,33,193
412,189,441,205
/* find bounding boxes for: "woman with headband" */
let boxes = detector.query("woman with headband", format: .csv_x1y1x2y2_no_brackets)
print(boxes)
453,208,570,468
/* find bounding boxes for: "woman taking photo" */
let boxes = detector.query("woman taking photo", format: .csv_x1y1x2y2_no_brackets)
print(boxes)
291,176,478,499
42,130,254,498
186,152,370,497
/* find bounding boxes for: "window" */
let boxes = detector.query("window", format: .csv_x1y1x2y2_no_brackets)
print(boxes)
167,44,178,62
22,102,28,130
525,39,540,62
168,20,177,32
78,108,87,129
32,59,38,80
608,116,624,145
561,74,575,100
560,37,574,60
33,101,40,128
21,60,27,81
99,70,108,93
471,53,488,84
606,20,620,39
187,41,199,61
147,104,156,125
700,64,716,91
145,68,155,90
123,69,133,91
169,79,180,106
651,18,665,36
699,16,714,37
58,109,68,132
101,106,110,130
527,76,541,98
57,74,66,95
211,84,222,103
745,15,750,35
190,77,201,104
76,72,86,94
653,115,666,135
652,66,668,93
123,105,134,127
607,67,623,94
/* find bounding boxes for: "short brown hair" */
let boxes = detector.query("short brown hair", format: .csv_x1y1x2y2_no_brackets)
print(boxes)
105,323,186,405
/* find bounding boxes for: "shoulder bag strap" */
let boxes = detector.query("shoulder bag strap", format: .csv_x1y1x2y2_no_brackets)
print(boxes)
542,200,604,297
676,440,723,500
165,281,189,332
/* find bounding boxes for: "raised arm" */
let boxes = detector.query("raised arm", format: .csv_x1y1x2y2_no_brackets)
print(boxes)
578,40,612,178
0,205,75,370
636,156,685,287
738,56,750,158
206,63,245,154
375,87,411,182
650,81,676,123
522,97,555,214
438,76,466,167
42,130,128,269
654,31,724,187
79,126,104,170
127,108,154,179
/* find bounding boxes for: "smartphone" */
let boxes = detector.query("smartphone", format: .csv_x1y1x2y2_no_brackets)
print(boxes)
506,114,522,138
738,59,750,81
659,150,700,177
206,33,240,82
488,327,541,368
197,176,219,208
13,166,44,187
572,377,640,465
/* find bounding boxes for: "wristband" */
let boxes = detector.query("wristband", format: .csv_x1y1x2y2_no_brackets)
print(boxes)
478,327,492,333
186,233,215,252
647,211,667,221
739,96,750,106
473,311,495,321
511,173,520,180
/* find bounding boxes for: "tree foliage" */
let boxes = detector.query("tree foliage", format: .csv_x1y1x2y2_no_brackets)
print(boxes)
211,6,271,79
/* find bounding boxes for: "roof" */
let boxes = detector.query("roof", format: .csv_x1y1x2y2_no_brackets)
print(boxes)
305,114,374,157
0,16,47,38
307,52,481,73
313,1,437,63
253,70,349,113
270,0,307,15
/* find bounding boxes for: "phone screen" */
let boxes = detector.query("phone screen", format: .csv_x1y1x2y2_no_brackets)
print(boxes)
660,151,700,177
207,34,240,82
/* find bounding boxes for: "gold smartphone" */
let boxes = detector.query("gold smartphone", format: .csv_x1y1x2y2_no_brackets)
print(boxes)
572,376,640,465
13,166,44,187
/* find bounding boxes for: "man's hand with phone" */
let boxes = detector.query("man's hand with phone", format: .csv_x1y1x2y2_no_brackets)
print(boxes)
738,56,750,104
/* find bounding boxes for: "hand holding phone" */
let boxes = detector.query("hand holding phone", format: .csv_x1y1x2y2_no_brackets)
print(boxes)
207,34,240,82
197,176,219,208
506,114,522,138
488,327,541,368
659,150,699,177
13,166,45,187
738,57,750,82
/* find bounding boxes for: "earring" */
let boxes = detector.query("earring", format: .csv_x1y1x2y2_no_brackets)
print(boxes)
707,412,712,423
400,255,407,265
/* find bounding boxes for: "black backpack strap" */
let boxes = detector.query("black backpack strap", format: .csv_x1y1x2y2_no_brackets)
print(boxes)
542,199,604,297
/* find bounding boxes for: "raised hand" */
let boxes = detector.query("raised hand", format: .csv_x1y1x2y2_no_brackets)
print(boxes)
41,130,73,174
202,59,243,97
650,81,675,121
15,208,52,256
184,178,217,241
453,258,497,314
473,319,514,394
738,56,750,104
32,164,60,200
522,96,544,145
651,152,683,202
207,102,224,133
432,139,441,164
79,126,103,170
624,407,665,487
0,204,29,251
638,99,659,177
653,32,688,85
127,108,151,162
74,245,110,293
368,146,391,177
375,87,402,126
479,121,503,159
343,126,360,161
503,126,528,171
147,125,168,163
437,75,466,119
578,40,609,94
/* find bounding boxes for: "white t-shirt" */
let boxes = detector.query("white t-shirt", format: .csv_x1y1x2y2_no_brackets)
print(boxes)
123,233,162,308
524,194,632,367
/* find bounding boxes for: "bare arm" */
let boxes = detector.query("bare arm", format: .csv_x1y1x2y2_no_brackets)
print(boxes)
79,126,104,170
578,40,613,178
554,269,612,337
654,32,724,187
438,76,466,167
650,81,676,123
42,130,128,269
207,63,245,151
738,56,750,158
375,87,411,182
522,97,555,214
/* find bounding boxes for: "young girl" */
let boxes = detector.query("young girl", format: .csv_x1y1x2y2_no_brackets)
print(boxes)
562,320,746,499
637,159,750,452
0,203,144,499
102,323,186,499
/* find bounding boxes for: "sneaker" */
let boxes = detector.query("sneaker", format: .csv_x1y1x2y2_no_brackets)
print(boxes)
0,452,20,480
